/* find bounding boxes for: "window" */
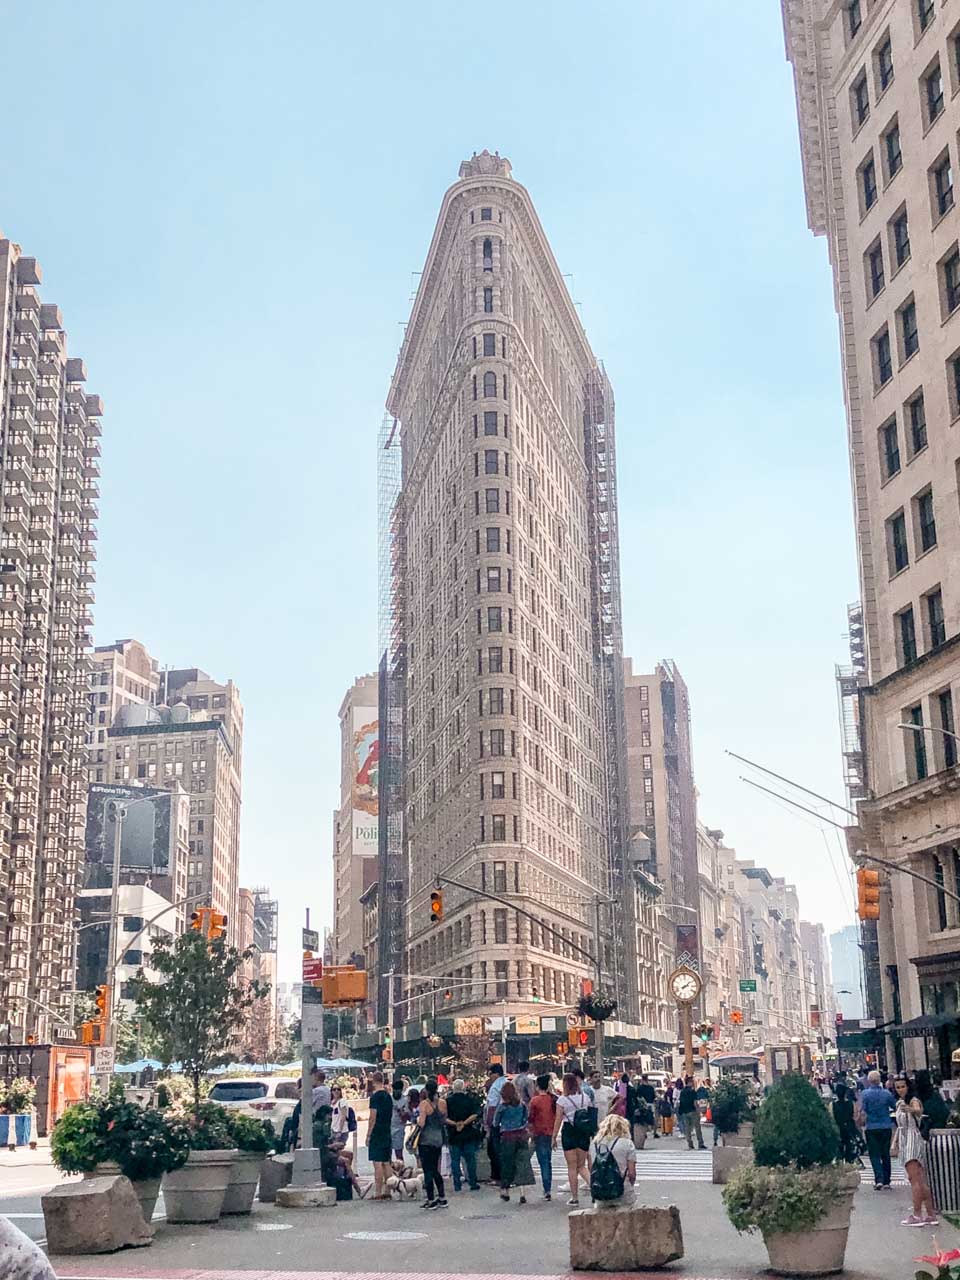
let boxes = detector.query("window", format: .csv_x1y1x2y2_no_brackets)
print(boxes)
486,527,500,552
492,814,506,843
875,327,893,385
945,250,960,315
899,606,918,664
488,646,503,672
951,354,960,417
926,62,944,124
482,238,493,270
918,0,934,34
853,71,870,127
848,0,862,39
885,121,902,178
934,154,954,217
480,333,496,359
927,588,946,647
483,287,493,313
487,606,502,632
908,393,927,454
900,298,919,360
484,448,498,474
939,689,957,768
877,35,894,92
908,703,928,780
867,241,885,297
486,567,501,592
481,207,492,221
862,155,878,210
934,855,948,929
495,959,508,997
485,488,499,513
491,771,505,800
892,208,910,266
889,508,909,573
881,418,901,478
916,487,937,551
489,729,505,755
484,410,497,435
488,687,504,714
483,371,497,397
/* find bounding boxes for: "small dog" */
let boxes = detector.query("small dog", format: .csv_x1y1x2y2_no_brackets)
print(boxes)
386,1161,423,1200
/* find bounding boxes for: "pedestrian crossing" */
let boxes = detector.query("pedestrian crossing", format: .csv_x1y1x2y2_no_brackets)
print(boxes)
548,1142,908,1186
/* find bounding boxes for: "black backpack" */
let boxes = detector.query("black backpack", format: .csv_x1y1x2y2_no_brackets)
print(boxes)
590,1140,626,1201
572,1103,598,1139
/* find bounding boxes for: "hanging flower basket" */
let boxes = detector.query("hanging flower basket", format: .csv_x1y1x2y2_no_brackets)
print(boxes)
577,991,617,1023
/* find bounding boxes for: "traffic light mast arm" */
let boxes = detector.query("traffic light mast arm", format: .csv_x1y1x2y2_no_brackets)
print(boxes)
122,891,211,956
435,873,600,971
740,775,960,904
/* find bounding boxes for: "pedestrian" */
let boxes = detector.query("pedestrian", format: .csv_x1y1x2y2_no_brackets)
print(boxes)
311,1068,331,1109
484,1063,507,1183
553,1070,593,1207
635,1073,658,1140
528,1074,557,1201
892,1074,938,1227
860,1068,896,1190
416,1078,448,1209
631,1076,655,1150
390,1080,408,1160
493,1080,532,1204
915,1069,950,1132
574,1066,596,1103
365,1071,394,1200
330,1085,351,1150
513,1060,536,1106
589,1071,617,1122
445,1078,483,1192
658,1087,675,1136
677,1075,706,1150
832,1082,862,1165
589,1113,637,1209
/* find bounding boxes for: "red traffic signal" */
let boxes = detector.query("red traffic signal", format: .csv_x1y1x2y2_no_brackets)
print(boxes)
578,1029,589,1046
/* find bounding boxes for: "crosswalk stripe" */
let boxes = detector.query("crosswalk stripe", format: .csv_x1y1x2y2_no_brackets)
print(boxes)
544,1145,908,1185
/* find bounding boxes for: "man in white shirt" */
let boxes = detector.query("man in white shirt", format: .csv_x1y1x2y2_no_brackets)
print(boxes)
311,1068,331,1109
589,1071,618,1122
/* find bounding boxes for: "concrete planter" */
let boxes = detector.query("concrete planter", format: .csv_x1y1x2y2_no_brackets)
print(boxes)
712,1143,753,1185
161,1148,236,1224
85,1162,161,1224
722,1122,754,1149
761,1173,858,1276
221,1151,265,1215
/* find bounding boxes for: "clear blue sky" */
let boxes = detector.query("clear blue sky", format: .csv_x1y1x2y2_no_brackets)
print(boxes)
4,2,860,983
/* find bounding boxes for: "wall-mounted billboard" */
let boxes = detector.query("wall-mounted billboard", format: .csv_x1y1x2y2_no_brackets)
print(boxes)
84,784,173,887
351,707,379,853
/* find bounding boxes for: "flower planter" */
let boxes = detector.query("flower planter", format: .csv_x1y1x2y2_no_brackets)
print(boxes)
0,1113,32,1149
723,1122,754,1149
927,1128,960,1214
712,1142,753,1185
761,1170,858,1276
221,1151,265,1215
85,1163,162,1224
161,1148,236,1223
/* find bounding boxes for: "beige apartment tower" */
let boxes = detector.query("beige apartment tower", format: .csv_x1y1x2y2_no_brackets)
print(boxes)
382,152,633,1028
0,233,101,1042
333,674,379,966
783,0,960,1072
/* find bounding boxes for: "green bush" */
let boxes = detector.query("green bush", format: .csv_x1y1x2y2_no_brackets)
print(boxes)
2,1077,36,1114
175,1100,235,1151
711,1078,754,1135
228,1112,275,1154
51,1098,188,1180
723,1162,849,1236
752,1073,839,1169
51,1101,109,1173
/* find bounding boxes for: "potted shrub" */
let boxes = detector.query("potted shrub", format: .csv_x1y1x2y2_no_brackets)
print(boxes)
161,1102,237,1223
711,1078,756,1185
722,1073,857,1276
51,1095,189,1224
222,1113,275,1215
0,1077,36,1149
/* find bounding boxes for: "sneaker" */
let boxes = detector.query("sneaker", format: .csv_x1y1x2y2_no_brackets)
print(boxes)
923,1216,940,1226
567,1197,580,1206
469,1184,481,1191
901,1215,925,1227
519,1195,526,1205
421,1199,436,1210
434,1198,448,1209
544,1192,552,1201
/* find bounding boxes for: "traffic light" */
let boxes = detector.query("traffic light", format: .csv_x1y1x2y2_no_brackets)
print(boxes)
80,1021,104,1046
94,985,109,1020
694,1020,711,1043
443,989,453,1002
430,890,443,923
730,1009,744,1026
578,1029,589,1046
556,1041,568,1055
207,911,228,940
531,986,540,1002
190,907,210,931
856,867,881,920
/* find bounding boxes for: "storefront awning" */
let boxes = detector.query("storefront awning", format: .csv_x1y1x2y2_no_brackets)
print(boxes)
890,1013,960,1038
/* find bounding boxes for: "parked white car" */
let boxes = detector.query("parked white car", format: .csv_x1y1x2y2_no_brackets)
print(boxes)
207,1076,300,1125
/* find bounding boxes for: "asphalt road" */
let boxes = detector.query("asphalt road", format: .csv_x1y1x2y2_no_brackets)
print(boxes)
0,1141,950,1278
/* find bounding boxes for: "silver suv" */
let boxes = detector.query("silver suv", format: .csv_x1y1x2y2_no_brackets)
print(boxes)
207,1076,300,1125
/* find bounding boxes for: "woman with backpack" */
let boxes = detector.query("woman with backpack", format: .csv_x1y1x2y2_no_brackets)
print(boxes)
416,1079,448,1209
589,1114,637,1209
552,1071,593,1207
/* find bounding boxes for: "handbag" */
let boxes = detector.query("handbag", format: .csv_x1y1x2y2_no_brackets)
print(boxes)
404,1128,421,1155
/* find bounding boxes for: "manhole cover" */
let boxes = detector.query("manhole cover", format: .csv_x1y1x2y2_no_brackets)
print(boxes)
254,1223,293,1232
342,1231,428,1241
461,1213,507,1220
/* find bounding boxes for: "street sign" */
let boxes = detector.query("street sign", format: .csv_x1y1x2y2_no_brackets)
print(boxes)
515,1015,541,1035
302,1003,324,1045
566,1013,579,1028
540,1016,557,1032
302,928,319,951
739,979,757,993
303,957,324,984
94,1046,115,1074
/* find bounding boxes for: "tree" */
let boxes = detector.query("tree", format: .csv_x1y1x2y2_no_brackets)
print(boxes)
240,999,280,1068
451,1033,494,1079
132,931,268,1111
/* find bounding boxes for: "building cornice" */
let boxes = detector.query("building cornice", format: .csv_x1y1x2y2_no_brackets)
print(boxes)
781,0,830,236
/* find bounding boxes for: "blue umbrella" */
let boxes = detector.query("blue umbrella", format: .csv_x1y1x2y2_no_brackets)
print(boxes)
112,1058,163,1073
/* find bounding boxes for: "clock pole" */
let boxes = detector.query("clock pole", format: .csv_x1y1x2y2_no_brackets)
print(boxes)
682,1002,693,1078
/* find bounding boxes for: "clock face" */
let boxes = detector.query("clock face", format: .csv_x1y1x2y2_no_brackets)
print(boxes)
670,970,700,1003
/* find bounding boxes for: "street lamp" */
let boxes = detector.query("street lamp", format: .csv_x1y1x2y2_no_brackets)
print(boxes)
898,721,960,746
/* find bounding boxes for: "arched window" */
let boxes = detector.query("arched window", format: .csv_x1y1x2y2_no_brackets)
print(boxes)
934,854,949,931
483,371,497,397
482,238,493,270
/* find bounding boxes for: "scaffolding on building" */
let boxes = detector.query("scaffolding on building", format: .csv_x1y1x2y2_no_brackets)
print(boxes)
583,366,638,1021
376,413,406,1027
